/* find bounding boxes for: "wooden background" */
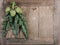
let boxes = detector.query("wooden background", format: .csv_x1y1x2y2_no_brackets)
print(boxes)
0,0,59,45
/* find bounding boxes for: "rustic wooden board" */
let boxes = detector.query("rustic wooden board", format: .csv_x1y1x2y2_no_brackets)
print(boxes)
6,0,54,6
5,5,54,44
0,0,55,44
27,6,39,40
39,6,54,43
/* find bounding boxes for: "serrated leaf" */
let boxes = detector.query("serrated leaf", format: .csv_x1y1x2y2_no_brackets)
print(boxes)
6,22,10,31
2,21,8,37
19,17,28,39
12,15,19,38
18,14,28,39
12,25,19,38
21,23,28,39
2,14,11,37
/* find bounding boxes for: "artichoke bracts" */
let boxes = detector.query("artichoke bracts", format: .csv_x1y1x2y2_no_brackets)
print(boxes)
2,2,28,39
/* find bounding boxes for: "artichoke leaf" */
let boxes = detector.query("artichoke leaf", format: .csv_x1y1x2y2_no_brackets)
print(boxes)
18,14,28,39
19,14,27,30
12,25,19,38
19,18,28,39
21,23,28,39
2,20,8,37
6,22,10,31
12,15,19,38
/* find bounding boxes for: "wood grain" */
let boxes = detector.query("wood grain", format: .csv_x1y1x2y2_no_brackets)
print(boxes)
27,6,39,40
6,0,54,6
0,0,55,44
39,6,54,43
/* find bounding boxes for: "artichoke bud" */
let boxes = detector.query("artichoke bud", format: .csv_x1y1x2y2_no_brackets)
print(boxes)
10,10,16,17
15,6,23,14
5,7,10,13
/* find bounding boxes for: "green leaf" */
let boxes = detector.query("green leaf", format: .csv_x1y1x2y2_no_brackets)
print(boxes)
9,15,13,23
12,15,19,38
19,14,27,27
2,14,11,37
18,17,28,39
12,25,19,38
6,22,10,31
21,23,28,39
17,14,28,39
2,17,7,37
3,22,10,37
2,20,8,37
18,14,26,26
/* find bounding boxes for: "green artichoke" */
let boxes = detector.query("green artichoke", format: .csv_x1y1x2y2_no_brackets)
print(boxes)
15,6,23,14
10,10,16,17
5,7,10,13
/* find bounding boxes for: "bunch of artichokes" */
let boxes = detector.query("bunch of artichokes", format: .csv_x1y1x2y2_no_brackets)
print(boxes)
2,2,28,39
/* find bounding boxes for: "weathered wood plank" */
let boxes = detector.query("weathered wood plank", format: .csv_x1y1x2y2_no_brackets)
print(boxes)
39,6,54,43
0,0,55,44
26,6,39,40
6,0,54,6
1,38,54,44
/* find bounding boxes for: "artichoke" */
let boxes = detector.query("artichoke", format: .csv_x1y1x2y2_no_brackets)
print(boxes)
10,10,16,17
15,6,23,14
5,7,10,13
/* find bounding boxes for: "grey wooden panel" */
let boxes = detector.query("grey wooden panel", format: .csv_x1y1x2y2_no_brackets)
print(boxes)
26,6,39,40
38,6,54,43
0,0,55,44
6,0,54,6
55,0,60,45
39,0,54,5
